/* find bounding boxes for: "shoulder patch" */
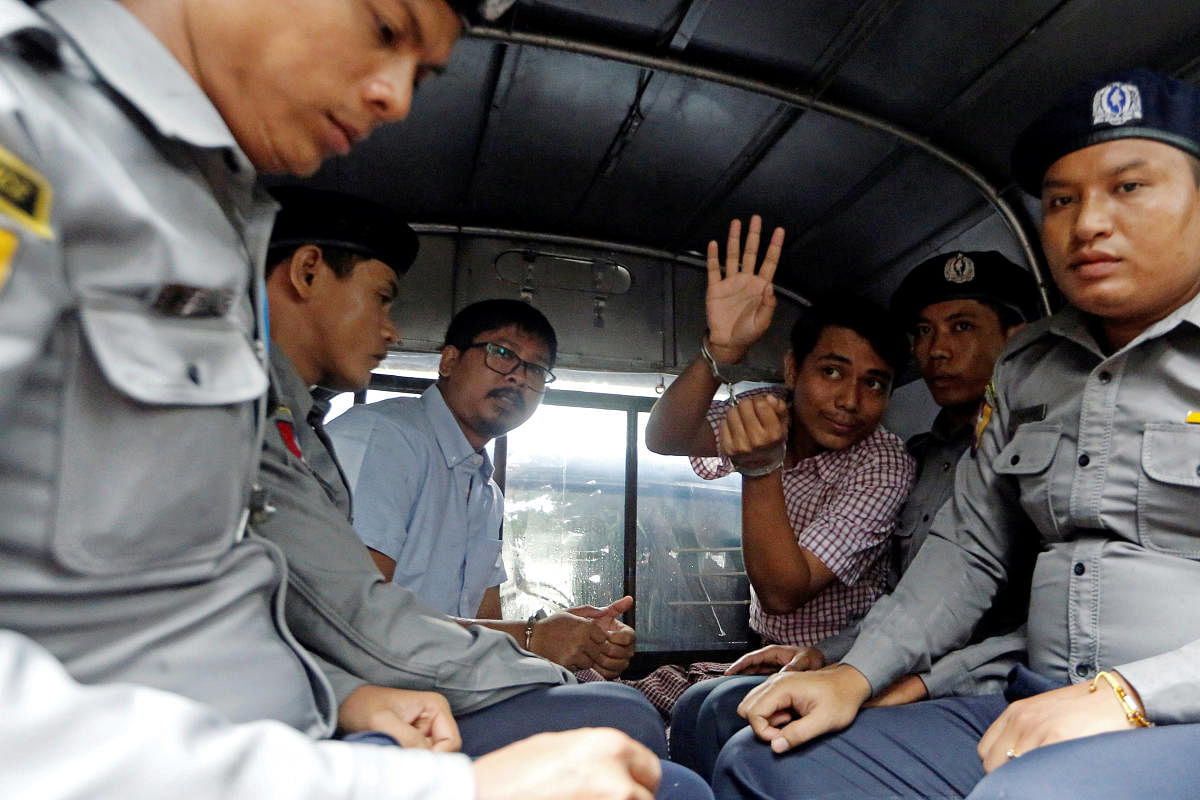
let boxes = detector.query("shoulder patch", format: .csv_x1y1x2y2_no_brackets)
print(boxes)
0,228,17,293
972,383,997,454
0,143,51,239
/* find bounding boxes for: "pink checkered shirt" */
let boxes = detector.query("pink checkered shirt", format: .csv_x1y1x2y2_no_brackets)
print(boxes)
691,387,915,647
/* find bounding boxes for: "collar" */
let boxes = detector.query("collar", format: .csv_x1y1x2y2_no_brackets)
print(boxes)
421,384,494,476
40,0,248,159
928,408,972,445
1043,289,1200,355
789,428,879,484
268,344,317,423
0,0,53,44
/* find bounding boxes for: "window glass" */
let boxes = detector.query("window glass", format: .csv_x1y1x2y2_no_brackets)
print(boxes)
635,413,750,651
500,405,627,619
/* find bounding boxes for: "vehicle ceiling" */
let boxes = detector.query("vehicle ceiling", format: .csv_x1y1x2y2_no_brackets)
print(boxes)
299,0,1200,312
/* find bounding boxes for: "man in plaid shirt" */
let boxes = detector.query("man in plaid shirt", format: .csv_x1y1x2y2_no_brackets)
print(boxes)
626,216,914,720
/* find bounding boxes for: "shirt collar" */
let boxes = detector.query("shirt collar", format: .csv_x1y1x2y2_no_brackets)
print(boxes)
1045,289,1200,355
421,384,494,477
269,345,317,423
787,429,876,483
40,0,247,157
928,408,972,444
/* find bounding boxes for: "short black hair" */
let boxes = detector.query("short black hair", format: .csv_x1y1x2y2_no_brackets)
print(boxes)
444,299,558,366
789,297,909,382
264,244,366,279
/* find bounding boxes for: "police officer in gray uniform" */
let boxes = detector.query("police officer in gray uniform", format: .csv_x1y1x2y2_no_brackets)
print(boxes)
0,0,672,797
714,67,1200,800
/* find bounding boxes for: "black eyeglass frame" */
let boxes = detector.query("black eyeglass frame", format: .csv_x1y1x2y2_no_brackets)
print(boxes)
462,341,557,389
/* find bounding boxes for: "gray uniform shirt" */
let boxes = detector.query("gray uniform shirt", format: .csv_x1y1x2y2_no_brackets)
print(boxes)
817,411,1027,697
0,0,331,734
847,295,1200,723
256,348,572,711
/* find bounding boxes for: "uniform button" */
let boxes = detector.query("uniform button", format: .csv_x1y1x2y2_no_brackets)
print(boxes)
1195,465,1200,477
1078,453,1090,467
922,514,930,522
942,462,951,472
1074,562,1086,576
1010,455,1020,466
186,363,201,384
1098,371,1112,384
1076,663,1091,677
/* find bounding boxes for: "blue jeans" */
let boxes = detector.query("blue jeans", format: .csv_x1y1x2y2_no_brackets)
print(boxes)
457,682,669,757
712,690,1200,800
670,674,766,780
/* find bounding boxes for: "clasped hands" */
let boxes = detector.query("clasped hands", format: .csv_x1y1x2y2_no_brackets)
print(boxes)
530,595,637,679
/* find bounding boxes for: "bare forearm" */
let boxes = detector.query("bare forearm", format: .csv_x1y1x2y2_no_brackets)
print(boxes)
644,356,723,455
740,474,818,613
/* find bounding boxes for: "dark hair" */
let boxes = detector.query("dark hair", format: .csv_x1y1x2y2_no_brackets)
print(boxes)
789,297,909,382
444,299,558,366
264,244,365,279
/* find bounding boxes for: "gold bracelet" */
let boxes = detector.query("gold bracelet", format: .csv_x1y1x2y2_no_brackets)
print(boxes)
1089,670,1154,728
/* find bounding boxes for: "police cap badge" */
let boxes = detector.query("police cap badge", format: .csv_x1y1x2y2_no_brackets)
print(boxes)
1012,68,1200,195
891,250,1041,326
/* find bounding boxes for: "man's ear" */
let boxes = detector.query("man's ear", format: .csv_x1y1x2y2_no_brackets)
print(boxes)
286,244,325,300
1003,321,1027,341
438,345,461,379
783,350,798,386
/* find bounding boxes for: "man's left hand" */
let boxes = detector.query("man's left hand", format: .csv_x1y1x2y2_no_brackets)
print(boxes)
977,674,1144,772
337,685,461,752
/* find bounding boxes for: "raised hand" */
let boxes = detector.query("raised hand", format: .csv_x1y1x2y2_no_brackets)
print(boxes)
705,215,786,363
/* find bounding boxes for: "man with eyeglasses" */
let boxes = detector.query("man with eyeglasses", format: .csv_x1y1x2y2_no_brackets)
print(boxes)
329,299,640,680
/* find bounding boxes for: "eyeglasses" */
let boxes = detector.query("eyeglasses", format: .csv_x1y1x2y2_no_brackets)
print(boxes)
464,342,556,390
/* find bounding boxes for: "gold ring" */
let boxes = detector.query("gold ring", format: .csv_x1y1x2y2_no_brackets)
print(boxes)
1005,748,1020,760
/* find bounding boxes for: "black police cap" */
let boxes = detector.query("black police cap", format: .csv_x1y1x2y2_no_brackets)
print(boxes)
268,188,418,277
1012,68,1200,195
891,251,1041,326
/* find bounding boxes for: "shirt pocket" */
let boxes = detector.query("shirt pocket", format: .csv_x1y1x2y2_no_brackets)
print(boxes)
52,306,266,575
993,423,1062,538
1137,423,1200,559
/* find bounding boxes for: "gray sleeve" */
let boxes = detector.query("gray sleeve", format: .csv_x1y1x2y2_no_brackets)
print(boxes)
0,630,475,800
921,627,1027,698
308,651,370,707
1116,639,1200,724
253,411,573,716
842,361,1024,694
815,619,862,664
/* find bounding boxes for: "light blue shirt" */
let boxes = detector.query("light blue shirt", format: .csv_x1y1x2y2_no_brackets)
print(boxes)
328,386,507,617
